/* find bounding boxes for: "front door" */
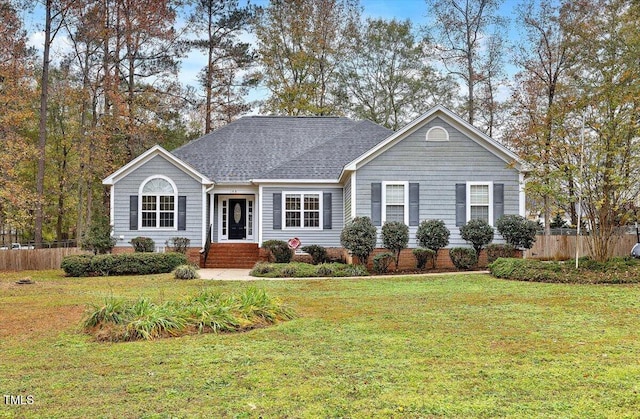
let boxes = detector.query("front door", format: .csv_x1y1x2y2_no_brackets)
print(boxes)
228,199,246,240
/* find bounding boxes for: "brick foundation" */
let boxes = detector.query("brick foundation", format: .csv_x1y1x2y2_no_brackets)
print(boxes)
354,248,495,272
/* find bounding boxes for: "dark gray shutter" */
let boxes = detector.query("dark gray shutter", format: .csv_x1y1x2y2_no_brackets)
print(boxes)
273,193,282,230
493,183,504,224
409,183,420,226
178,196,187,231
129,195,138,230
323,192,332,229
455,184,466,227
371,183,382,226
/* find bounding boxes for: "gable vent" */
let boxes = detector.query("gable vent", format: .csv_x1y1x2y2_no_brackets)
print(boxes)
426,126,449,142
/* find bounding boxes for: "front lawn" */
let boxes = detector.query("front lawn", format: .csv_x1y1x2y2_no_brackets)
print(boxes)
1,270,640,417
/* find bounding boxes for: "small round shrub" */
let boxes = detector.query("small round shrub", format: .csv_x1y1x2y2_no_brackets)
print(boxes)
486,243,516,263
413,248,436,269
340,216,378,266
373,252,395,274
262,240,293,263
495,214,538,250
416,219,450,255
130,237,155,252
301,245,328,265
167,237,191,254
174,264,199,280
460,219,494,256
449,247,478,270
381,221,409,269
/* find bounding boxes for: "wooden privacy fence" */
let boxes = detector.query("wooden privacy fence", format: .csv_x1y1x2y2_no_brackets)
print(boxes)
0,248,89,271
524,234,637,260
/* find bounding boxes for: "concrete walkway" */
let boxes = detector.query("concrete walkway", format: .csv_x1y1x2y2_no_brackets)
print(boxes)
197,268,489,281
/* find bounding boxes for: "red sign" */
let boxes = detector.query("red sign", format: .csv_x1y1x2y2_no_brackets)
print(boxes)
287,237,301,250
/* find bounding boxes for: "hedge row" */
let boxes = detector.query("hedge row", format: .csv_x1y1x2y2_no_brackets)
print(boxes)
61,252,187,277
250,262,369,278
489,257,640,284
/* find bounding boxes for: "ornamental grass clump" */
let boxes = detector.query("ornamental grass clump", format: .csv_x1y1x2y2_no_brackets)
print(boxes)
174,264,199,280
82,287,297,342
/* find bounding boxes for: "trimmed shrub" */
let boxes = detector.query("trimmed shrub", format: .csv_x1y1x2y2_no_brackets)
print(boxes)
250,262,369,278
460,219,494,256
130,237,155,253
449,247,478,270
341,216,378,266
381,221,409,269
373,252,395,274
167,237,191,254
174,264,199,280
415,219,450,257
301,245,328,265
495,214,538,250
61,252,187,277
486,243,516,263
81,214,116,255
262,240,293,263
489,258,562,282
413,248,436,269
60,254,94,277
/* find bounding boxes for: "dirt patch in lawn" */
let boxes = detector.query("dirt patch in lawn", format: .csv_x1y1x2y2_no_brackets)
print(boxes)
0,298,85,340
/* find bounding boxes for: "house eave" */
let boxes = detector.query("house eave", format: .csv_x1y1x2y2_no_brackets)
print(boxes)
102,145,214,186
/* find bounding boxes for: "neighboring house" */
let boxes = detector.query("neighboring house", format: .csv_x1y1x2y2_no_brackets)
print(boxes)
103,106,525,267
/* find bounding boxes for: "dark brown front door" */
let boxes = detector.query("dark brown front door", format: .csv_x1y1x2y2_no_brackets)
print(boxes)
228,199,246,240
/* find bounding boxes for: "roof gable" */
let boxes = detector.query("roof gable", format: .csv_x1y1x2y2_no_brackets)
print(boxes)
103,145,212,186
343,106,522,173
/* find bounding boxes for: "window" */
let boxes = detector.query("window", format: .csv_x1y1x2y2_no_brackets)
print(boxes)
383,182,408,223
284,193,321,228
468,182,492,224
140,177,176,228
426,126,449,142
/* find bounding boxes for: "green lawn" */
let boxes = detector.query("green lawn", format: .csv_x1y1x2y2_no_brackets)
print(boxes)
1,270,640,417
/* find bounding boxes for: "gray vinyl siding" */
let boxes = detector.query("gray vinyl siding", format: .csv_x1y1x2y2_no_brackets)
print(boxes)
262,187,344,247
356,117,520,248
112,155,203,248
344,177,352,226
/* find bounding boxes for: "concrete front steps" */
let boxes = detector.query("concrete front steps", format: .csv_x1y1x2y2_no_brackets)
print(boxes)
201,243,260,269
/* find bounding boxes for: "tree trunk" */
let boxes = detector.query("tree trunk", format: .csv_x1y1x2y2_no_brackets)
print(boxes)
35,0,53,249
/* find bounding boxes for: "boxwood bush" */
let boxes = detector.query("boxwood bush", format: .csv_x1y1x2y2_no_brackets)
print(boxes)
413,248,436,269
486,243,516,263
130,237,155,252
301,245,328,265
449,247,478,270
262,240,293,263
61,252,187,277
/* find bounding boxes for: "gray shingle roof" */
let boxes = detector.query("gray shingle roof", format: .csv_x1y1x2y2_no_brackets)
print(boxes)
171,116,393,183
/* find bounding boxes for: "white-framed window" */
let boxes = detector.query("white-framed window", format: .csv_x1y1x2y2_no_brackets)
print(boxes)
139,176,177,229
426,126,449,142
467,182,493,224
283,192,322,229
382,182,408,224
